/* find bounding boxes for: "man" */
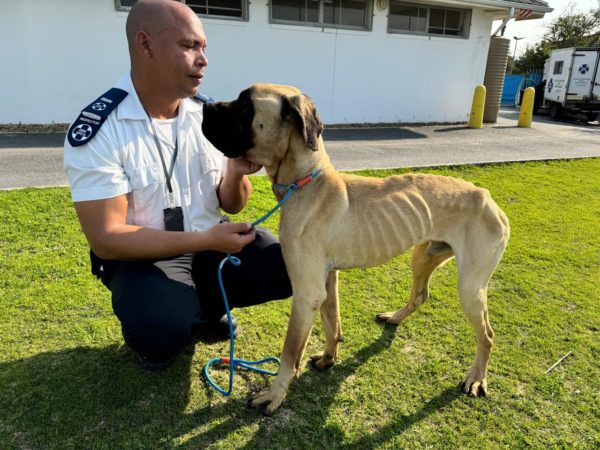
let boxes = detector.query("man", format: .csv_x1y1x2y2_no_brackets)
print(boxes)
63,0,291,370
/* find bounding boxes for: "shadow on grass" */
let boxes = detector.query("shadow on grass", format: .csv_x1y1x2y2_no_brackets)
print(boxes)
0,326,461,448
181,325,462,448
0,344,200,447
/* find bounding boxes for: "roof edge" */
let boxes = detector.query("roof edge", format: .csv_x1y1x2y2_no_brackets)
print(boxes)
470,0,553,14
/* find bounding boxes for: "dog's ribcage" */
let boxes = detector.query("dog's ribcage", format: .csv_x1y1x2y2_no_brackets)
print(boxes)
321,173,494,269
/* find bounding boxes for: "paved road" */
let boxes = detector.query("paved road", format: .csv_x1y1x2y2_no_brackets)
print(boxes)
1,108,599,190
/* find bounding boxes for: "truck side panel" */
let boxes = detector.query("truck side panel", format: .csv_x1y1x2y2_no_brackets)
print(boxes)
567,50,600,100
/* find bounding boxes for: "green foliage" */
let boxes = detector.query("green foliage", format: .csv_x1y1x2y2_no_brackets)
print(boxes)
1,160,599,449
516,2,600,72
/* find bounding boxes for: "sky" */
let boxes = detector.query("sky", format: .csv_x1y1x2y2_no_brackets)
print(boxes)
492,0,600,58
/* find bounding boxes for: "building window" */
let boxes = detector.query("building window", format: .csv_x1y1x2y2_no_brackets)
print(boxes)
115,0,248,21
271,0,372,31
388,1,470,38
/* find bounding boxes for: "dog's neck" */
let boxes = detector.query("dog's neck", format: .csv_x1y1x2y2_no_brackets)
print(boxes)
268,138,332,190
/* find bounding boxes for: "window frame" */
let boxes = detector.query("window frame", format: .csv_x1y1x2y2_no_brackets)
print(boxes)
269,0,374,32
553,61,564,75
387,1,471,39
114,0,249,22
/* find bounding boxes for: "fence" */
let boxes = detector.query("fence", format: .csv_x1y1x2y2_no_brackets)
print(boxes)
501,71,543,106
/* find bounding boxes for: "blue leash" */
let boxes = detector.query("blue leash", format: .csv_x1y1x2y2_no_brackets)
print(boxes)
203,169,321,396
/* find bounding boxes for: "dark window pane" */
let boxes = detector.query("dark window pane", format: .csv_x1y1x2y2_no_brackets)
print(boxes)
273,0,367,28
273,0,304,21
273,0,319,22
388,5,426,32
340,0,367,27
323,0,340,24
445,10,460,28
307,0,319,22
429,8,445,29
187,0,243,18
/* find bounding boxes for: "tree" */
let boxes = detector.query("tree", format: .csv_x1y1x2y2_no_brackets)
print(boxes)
515,1,600,73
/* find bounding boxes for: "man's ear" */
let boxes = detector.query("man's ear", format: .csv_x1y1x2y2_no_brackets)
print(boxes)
137,31,152,58
282,95,323,152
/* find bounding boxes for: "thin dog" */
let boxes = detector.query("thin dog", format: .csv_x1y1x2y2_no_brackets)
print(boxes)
202,84,510,415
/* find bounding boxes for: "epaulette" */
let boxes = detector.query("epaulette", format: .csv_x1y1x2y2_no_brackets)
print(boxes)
68,88,128,147
192,92,214,103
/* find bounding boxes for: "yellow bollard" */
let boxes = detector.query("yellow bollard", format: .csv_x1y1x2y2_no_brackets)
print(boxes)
468,85,486,129
518,87,535,128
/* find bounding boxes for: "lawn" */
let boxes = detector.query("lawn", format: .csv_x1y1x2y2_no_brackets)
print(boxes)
0,159,599,449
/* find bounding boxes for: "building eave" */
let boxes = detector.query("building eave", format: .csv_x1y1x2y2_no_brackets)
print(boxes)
425,0,553,21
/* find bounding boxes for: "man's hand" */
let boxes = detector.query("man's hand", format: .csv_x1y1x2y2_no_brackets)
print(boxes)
218,156,261,214
203,222,256,254
227,156,263,177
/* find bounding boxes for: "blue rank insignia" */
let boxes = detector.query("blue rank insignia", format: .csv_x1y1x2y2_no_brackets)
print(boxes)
193,92,214,103
68,87,128,147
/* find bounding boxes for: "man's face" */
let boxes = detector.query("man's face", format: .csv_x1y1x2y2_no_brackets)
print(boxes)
151,15,208,99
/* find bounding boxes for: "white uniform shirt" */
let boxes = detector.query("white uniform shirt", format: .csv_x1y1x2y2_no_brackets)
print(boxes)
64,73,225,232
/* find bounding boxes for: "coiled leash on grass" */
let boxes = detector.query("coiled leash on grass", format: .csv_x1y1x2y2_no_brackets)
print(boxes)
203,169,322,396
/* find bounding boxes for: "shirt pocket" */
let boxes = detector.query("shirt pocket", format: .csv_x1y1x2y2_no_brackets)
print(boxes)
193,151,221,212
128,163,165,228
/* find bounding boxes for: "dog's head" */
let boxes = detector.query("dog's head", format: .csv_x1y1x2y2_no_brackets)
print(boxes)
201,83,324,168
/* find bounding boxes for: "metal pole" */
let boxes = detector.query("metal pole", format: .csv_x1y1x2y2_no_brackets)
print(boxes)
512,36,524,74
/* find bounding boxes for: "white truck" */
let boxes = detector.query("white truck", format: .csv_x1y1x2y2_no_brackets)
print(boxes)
539,47,600,121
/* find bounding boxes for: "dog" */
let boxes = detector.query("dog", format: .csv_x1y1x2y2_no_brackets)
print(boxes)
202,84,510,415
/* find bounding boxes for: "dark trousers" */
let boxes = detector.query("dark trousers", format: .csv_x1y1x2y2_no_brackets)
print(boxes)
96,227,292,363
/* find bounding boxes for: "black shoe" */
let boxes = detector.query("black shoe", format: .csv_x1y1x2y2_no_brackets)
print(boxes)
135,352,175,372
205,314,238,341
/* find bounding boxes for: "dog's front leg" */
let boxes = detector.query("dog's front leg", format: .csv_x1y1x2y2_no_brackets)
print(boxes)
250,284,326,415
310,270,343,370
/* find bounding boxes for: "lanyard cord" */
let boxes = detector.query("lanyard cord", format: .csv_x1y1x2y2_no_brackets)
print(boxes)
148,120,178,194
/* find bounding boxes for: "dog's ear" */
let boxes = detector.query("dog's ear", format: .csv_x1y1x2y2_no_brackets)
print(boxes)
281,95,323,152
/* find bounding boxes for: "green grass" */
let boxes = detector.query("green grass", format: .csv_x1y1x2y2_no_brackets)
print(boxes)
1,159,599,449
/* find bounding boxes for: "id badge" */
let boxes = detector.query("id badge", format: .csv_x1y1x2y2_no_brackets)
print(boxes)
164,207,184,232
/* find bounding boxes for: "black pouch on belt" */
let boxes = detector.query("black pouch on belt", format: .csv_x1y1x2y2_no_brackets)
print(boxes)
164,206,184,231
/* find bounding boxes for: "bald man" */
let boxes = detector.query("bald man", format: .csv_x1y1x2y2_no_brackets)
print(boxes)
64,0,291,371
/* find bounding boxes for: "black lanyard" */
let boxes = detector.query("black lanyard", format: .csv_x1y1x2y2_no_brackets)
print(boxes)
147,118,178,207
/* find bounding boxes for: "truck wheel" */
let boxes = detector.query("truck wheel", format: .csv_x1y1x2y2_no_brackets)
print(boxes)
586,112,598,122
550,103,563,120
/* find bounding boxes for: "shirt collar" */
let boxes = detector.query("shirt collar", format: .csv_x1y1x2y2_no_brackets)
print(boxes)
115,72,204,121
115,73,147,121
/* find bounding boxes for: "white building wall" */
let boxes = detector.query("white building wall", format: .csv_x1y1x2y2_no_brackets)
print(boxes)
0,0,495,124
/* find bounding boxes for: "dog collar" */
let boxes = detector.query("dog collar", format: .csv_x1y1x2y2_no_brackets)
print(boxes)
274,169,322,192
253,169,323,228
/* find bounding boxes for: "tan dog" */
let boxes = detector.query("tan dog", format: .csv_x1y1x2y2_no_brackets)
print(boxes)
202,83,510,415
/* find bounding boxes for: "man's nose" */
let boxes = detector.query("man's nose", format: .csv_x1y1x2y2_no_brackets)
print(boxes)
197,49,208,67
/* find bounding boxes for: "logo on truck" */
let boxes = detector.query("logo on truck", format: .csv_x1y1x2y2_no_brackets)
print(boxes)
579,64,590,74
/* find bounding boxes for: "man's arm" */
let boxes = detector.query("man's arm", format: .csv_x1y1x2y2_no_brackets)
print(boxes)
74,194,255,261
218,156,262,214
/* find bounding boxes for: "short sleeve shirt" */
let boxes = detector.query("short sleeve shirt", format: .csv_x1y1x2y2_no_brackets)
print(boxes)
63,73,225,232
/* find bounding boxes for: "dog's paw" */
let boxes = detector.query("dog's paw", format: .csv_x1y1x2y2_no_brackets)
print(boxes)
375,312,401,325
309,353,335,371
460,368,488,397
248,386,287,415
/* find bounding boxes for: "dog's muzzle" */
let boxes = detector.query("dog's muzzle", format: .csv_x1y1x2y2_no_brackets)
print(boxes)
201,102,254,159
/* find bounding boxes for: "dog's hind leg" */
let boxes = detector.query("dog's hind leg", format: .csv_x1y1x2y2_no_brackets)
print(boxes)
377,241,454,325
456,234,507,397
310,270,343,370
